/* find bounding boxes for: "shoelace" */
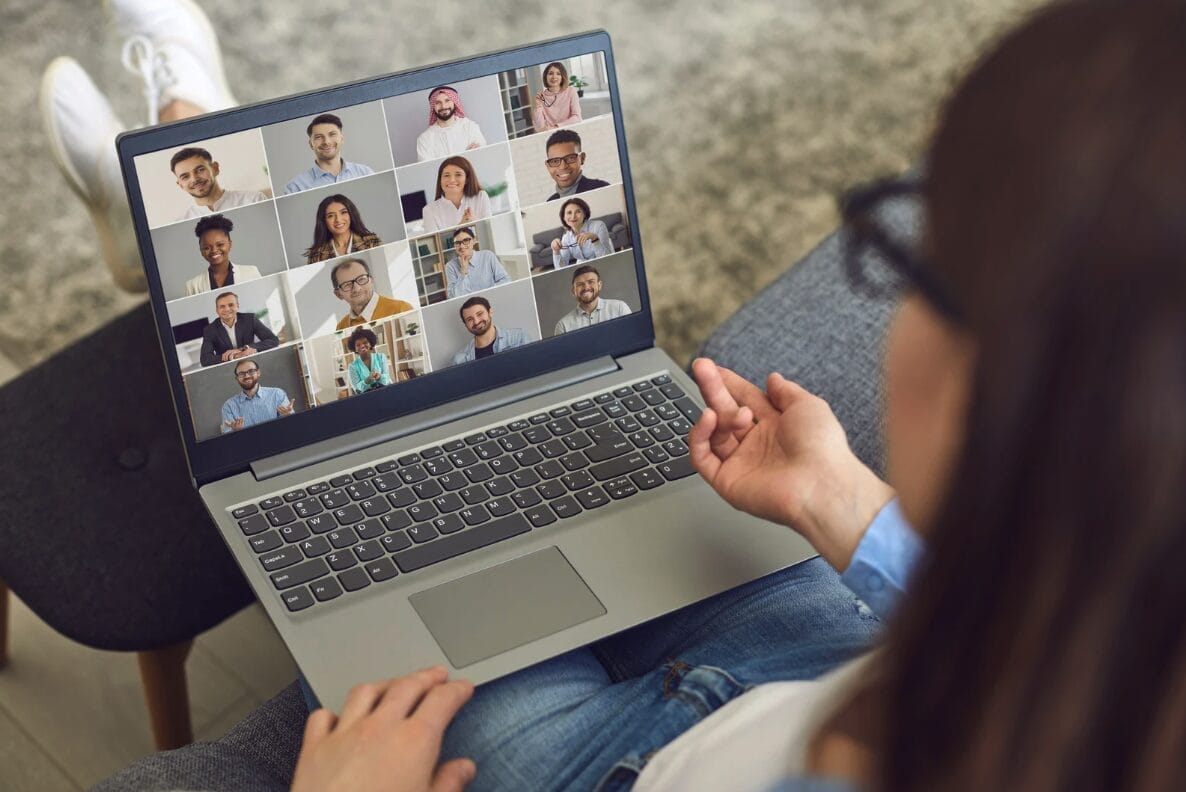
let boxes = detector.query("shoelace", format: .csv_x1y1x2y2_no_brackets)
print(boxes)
120,35,175,126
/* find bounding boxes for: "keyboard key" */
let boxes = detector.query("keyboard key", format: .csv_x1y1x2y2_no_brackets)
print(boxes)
660,383,685,399
658,457,697,481
547,418,576,436
655,404,681,421
432,514,465,534
421,446,445,458
460,486,490,505
623,396,647,412
293,498,324,518
523,426,551,444
338,567,370,591
632,381,654,392
464,432,487,446
423,458,453,476
283,587,315,612
525,505,557,527
571,398,595,411
347,481,377,501
360,498,391,517
644,446,671,464
616,417,642,434
333,504,365,525
513,488,543,509
375,459,399,473
508,419,531,432
387,489,416,508
270,558,329,590
486,476,515,496
260,496,284,511
373,472,402,492
354,541,384,562
407,524,439,544
635,410,660,427
488,456,519,476
650,424,676,442
280,522,311,543
407,503,439,522
605,476,640,500
433,493,465,513
652,373,673,385
550,406,572,418
572,410,607,428
594,392,614,403
540,439,567,458
355,519,385,540
603,403,627,419
383,531,413,553
327,551,358,571
590,452,648,482
613,386,632,398
673,397,702,422
461,505,491,525
232,504,259,519
266,505,297,527
413,479,444,500
641,390,665,406
510,469,540,488
487,497,516,517
562,471,595,491
330,475,353,487
498,433,528,452
537,480,567,500
398,465,428,484
474,441,503,460
586,425,621,444
351,467,377,481
559,453,588,472
662,440,690,457
551,496,583,519
464,463,494,483
393,513,531,573
320,489,350,509
486,426,509,438
382,510,412,532
311,578,343,602
238,514,270,536
449,449,479,467
398,453,422,465
301,536,332,557
307,481,331,495
437,473,468,492
306,514,335,534
442,439,465,452
536,460,565,479
513,447,544,466
250,531,283,553
366,558,399,582
328,527,358,549
563,431,593,450
528,412,550,425
261,547,302,571
585,435,632,462
629,431,656,448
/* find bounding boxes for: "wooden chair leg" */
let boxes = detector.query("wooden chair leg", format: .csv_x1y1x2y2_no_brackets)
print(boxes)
137,638,194,750
0,578,9,668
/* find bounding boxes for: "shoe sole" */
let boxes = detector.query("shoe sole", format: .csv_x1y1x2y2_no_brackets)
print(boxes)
104,0,237,112
39,57,100,207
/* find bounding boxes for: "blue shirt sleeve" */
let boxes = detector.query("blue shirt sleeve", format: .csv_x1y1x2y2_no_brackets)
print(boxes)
838,499,923,621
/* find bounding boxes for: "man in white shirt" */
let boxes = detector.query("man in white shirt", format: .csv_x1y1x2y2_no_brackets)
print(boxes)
553,265,632,335
415,86,487,161
171,146,268,220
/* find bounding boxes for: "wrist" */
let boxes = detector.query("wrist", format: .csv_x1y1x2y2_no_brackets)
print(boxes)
788,461,895,572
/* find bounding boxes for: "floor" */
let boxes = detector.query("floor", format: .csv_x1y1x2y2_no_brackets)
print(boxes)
0,0,1047,788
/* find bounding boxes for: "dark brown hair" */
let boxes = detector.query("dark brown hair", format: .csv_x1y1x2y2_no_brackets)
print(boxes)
856,2,1186,790
542,61,569,89
559,197,591,231
434,156,481,200
304,194,378,261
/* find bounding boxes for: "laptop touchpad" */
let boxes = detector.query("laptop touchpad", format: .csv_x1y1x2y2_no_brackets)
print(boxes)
409,546,606,668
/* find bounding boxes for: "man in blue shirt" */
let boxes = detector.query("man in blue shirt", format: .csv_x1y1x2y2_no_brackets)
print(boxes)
451,296,528,365
220,358,296,433
282,113,375,195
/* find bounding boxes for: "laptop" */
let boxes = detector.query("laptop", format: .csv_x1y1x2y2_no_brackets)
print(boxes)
116,30,816,710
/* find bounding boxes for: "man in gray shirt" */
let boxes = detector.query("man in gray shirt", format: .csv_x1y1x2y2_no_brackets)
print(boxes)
554,265,631,335
452,296,528,365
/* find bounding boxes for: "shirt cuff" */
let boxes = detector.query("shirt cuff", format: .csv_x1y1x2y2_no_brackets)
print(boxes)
838,498,923,621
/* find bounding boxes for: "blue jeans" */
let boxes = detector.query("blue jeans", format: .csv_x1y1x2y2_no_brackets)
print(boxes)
300,557,880,791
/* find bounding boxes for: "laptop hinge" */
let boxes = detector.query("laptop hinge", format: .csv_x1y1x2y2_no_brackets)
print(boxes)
250,355,621,482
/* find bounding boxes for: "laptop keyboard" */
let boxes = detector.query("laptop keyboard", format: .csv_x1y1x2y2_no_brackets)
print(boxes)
229,372,703,614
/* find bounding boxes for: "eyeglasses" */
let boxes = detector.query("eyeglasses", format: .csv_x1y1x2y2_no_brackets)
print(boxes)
545,152,581,168
453,237,474,246
334,273,372,292
840,177,962,323
235,368,259,379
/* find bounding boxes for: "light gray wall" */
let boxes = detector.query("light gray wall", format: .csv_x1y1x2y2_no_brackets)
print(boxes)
151,200,288,302
531,250,640,338
183,345,309,442
421,278,542,370
383,75,507,168
273,171,406,269
261,100,396,195
288,243,418,340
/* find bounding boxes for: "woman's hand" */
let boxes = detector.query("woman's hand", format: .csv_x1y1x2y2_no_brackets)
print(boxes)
689,358,895,571
291,667,476,792
460,207,475,223
575,232,598,245
550,239,562,254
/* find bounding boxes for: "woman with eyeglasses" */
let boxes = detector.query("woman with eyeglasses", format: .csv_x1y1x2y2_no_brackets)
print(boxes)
550,196,612,268
421,156,492,233
444,226,510,299
290,3,1186,790
304,193,383,265
531,61,583,133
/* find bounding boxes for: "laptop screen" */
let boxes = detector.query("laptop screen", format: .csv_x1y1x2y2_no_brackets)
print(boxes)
129,47,641,447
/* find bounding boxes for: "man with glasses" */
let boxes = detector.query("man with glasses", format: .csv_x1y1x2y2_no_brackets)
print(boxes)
199,291,280,367
544,129,609,201
331,258,414,331
220,359,296,433
553,265,632,335
444,227,511,299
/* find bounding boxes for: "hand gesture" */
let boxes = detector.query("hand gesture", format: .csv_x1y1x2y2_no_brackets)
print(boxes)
291,667,476,792
223,417,245,432
242,346,258,356
277,399,296,417
367,371,381,383
575,232,598,245
466,142,480,151
535,90,547,104
550,239,562,254
460,207,475,223
688,358,894,570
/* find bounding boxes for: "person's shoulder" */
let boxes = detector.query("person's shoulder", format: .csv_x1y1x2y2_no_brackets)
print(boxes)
235,264,262,278
357,233,382,249
580,176,611,190
335,315,351,331
377,295,413,314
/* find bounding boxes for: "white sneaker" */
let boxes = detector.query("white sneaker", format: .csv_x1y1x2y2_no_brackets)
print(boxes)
40,57,147,293
106,0,236,115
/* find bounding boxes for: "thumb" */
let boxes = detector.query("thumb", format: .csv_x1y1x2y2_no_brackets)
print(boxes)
766,373,807,412
431,758,477,792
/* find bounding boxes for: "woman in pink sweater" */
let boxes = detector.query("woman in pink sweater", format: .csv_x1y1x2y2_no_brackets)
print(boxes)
531,61,582,132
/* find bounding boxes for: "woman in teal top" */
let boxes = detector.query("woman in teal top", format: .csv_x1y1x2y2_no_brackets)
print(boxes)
346,327,391,394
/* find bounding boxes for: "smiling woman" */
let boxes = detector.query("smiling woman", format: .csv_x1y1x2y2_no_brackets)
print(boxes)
303,192,382,264
184,213,262,295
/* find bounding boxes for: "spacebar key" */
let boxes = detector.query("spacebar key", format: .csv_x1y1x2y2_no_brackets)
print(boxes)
393,513,531,573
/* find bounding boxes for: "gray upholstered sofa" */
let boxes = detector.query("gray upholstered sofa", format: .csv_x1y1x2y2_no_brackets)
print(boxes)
92,222,896,791
528,212,632,272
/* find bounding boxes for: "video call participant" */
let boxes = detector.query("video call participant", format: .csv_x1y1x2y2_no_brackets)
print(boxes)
553,265,631,334
551,197,613,267
444,227,510,299
451,296,527,365
532,61,583,132
346,326,392,394
331,257,413,331
544,129,609,200
170,146,268,221
199,291,280,367
220,359,295,433
185,214,261,296
415,86,487,162
421,156,492,233
283,113,375,195
303,193,382,264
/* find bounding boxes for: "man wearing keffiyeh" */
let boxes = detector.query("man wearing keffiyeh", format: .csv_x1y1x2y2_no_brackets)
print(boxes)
415,85,488,161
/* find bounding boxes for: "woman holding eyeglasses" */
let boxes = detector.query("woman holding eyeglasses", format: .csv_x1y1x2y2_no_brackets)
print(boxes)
550,196,612,268
444,226,510,299
290,3,1186,791
531,61,582,133
421,156,492,233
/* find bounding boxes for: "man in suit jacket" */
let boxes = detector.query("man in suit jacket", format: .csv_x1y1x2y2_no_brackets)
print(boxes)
199,291,280,367
544,129,610,201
